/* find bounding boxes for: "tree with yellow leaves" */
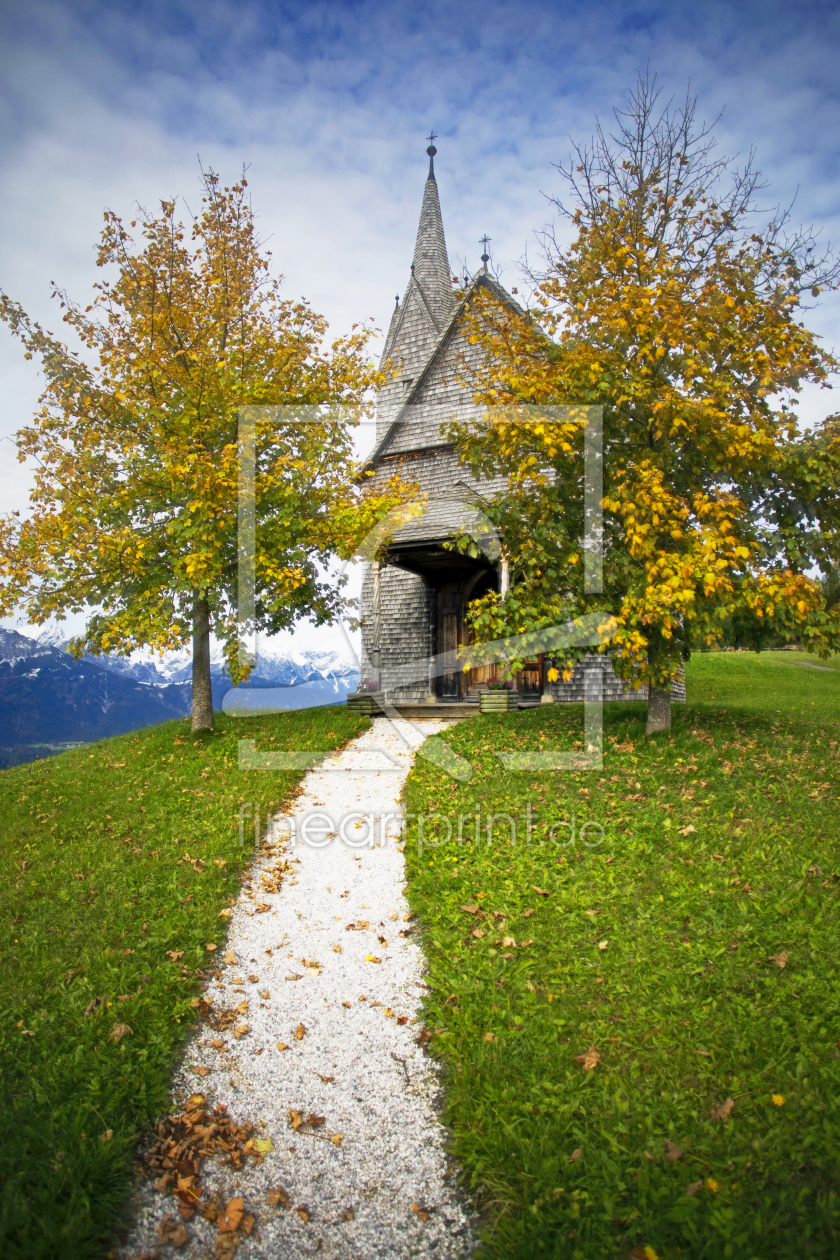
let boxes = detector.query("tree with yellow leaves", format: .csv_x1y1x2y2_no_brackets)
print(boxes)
451,76,840,732
0,170,405,730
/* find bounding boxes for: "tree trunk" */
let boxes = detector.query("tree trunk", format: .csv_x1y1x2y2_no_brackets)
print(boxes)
646,682,672,736
191,593,214,732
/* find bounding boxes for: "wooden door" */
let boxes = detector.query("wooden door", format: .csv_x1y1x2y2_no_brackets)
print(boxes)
436,580,463,700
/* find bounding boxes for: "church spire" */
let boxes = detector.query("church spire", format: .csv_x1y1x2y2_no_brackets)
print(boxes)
411,133,454,326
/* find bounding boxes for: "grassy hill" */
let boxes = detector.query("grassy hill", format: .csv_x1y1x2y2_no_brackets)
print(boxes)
0,707,367,1260
403,651,840,1259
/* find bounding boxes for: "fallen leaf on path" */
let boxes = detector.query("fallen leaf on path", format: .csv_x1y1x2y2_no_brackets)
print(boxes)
665,1139,684,1164
307,1114,325,1129
252,1136,274,1155
341,1001,351,1008
365,955,382,964
329,1133,343,1146
288,1110,304,1131
568,1148,582,1163
711,1098,734,1122
276,1042,288,1052
223,951,238,965
340,1206,354,1221
297,1204,311,1222
768,950,788,968
217,1197,244,1233
109,1023,133,1042
232,1023,249,1039
411,1202,431,1222
259,990,270,1000
267,1186,291,1208
157,1215,190,1247
417,1027,431,1046
397,1016,408,1025
190,1066,211,1077
383,1007,395,1018
294,1024,306,1040
573,1046,600,1072
286,973,303,981
332,945,342,953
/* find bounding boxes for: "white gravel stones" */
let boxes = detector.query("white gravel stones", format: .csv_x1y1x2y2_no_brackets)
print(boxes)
123,717,477,1259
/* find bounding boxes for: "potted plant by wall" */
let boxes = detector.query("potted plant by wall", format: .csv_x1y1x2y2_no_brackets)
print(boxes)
480,680,520,713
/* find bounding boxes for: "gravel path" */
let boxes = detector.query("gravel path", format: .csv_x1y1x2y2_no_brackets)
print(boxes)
122,717,476,1260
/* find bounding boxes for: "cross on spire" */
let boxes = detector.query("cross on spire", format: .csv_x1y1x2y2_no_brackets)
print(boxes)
425,130,438,179
480,234,491,270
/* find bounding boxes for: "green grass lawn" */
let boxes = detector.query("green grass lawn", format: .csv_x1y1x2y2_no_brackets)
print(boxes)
403,652,840,1259
0,707,367,1260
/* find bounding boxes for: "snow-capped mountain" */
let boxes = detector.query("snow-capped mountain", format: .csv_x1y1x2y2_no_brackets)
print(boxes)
0,627,360,767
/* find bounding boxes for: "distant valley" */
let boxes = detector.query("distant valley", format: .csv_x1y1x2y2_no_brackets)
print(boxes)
0,628,360,767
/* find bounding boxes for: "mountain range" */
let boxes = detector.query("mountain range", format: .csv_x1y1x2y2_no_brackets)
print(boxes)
0,627,360,767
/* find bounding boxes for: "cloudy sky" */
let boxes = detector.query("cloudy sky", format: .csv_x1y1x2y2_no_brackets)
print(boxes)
1,0,839,651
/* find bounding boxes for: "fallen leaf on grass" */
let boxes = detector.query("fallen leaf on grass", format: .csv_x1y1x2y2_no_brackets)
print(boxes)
665,1139,683,1164
767,950,788,968
157,1215,190,1247
522,909,536,918
711,1098,734,1122
460,903,480,915
568,1148,582,1163
294,1024,306,1040
573,1046,600,1072
205,944,217,952
629,1247,660,1260
109,1023,133,1042
267,1186,291,1208
678,824,697,836
166,950,185,961
470,927,485,939
597,939,609,950
100,1129,113,1143
532,886,550,896
190,1066,211,1077
484,1033,495,1043
584,909,598,916
223,951,238,965
411,1202,431,1222
502,936,517,948
687,1180,704,1197
697,1049,711,1057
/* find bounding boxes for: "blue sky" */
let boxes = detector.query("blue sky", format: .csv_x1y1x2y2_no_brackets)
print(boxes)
1,0,839,646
